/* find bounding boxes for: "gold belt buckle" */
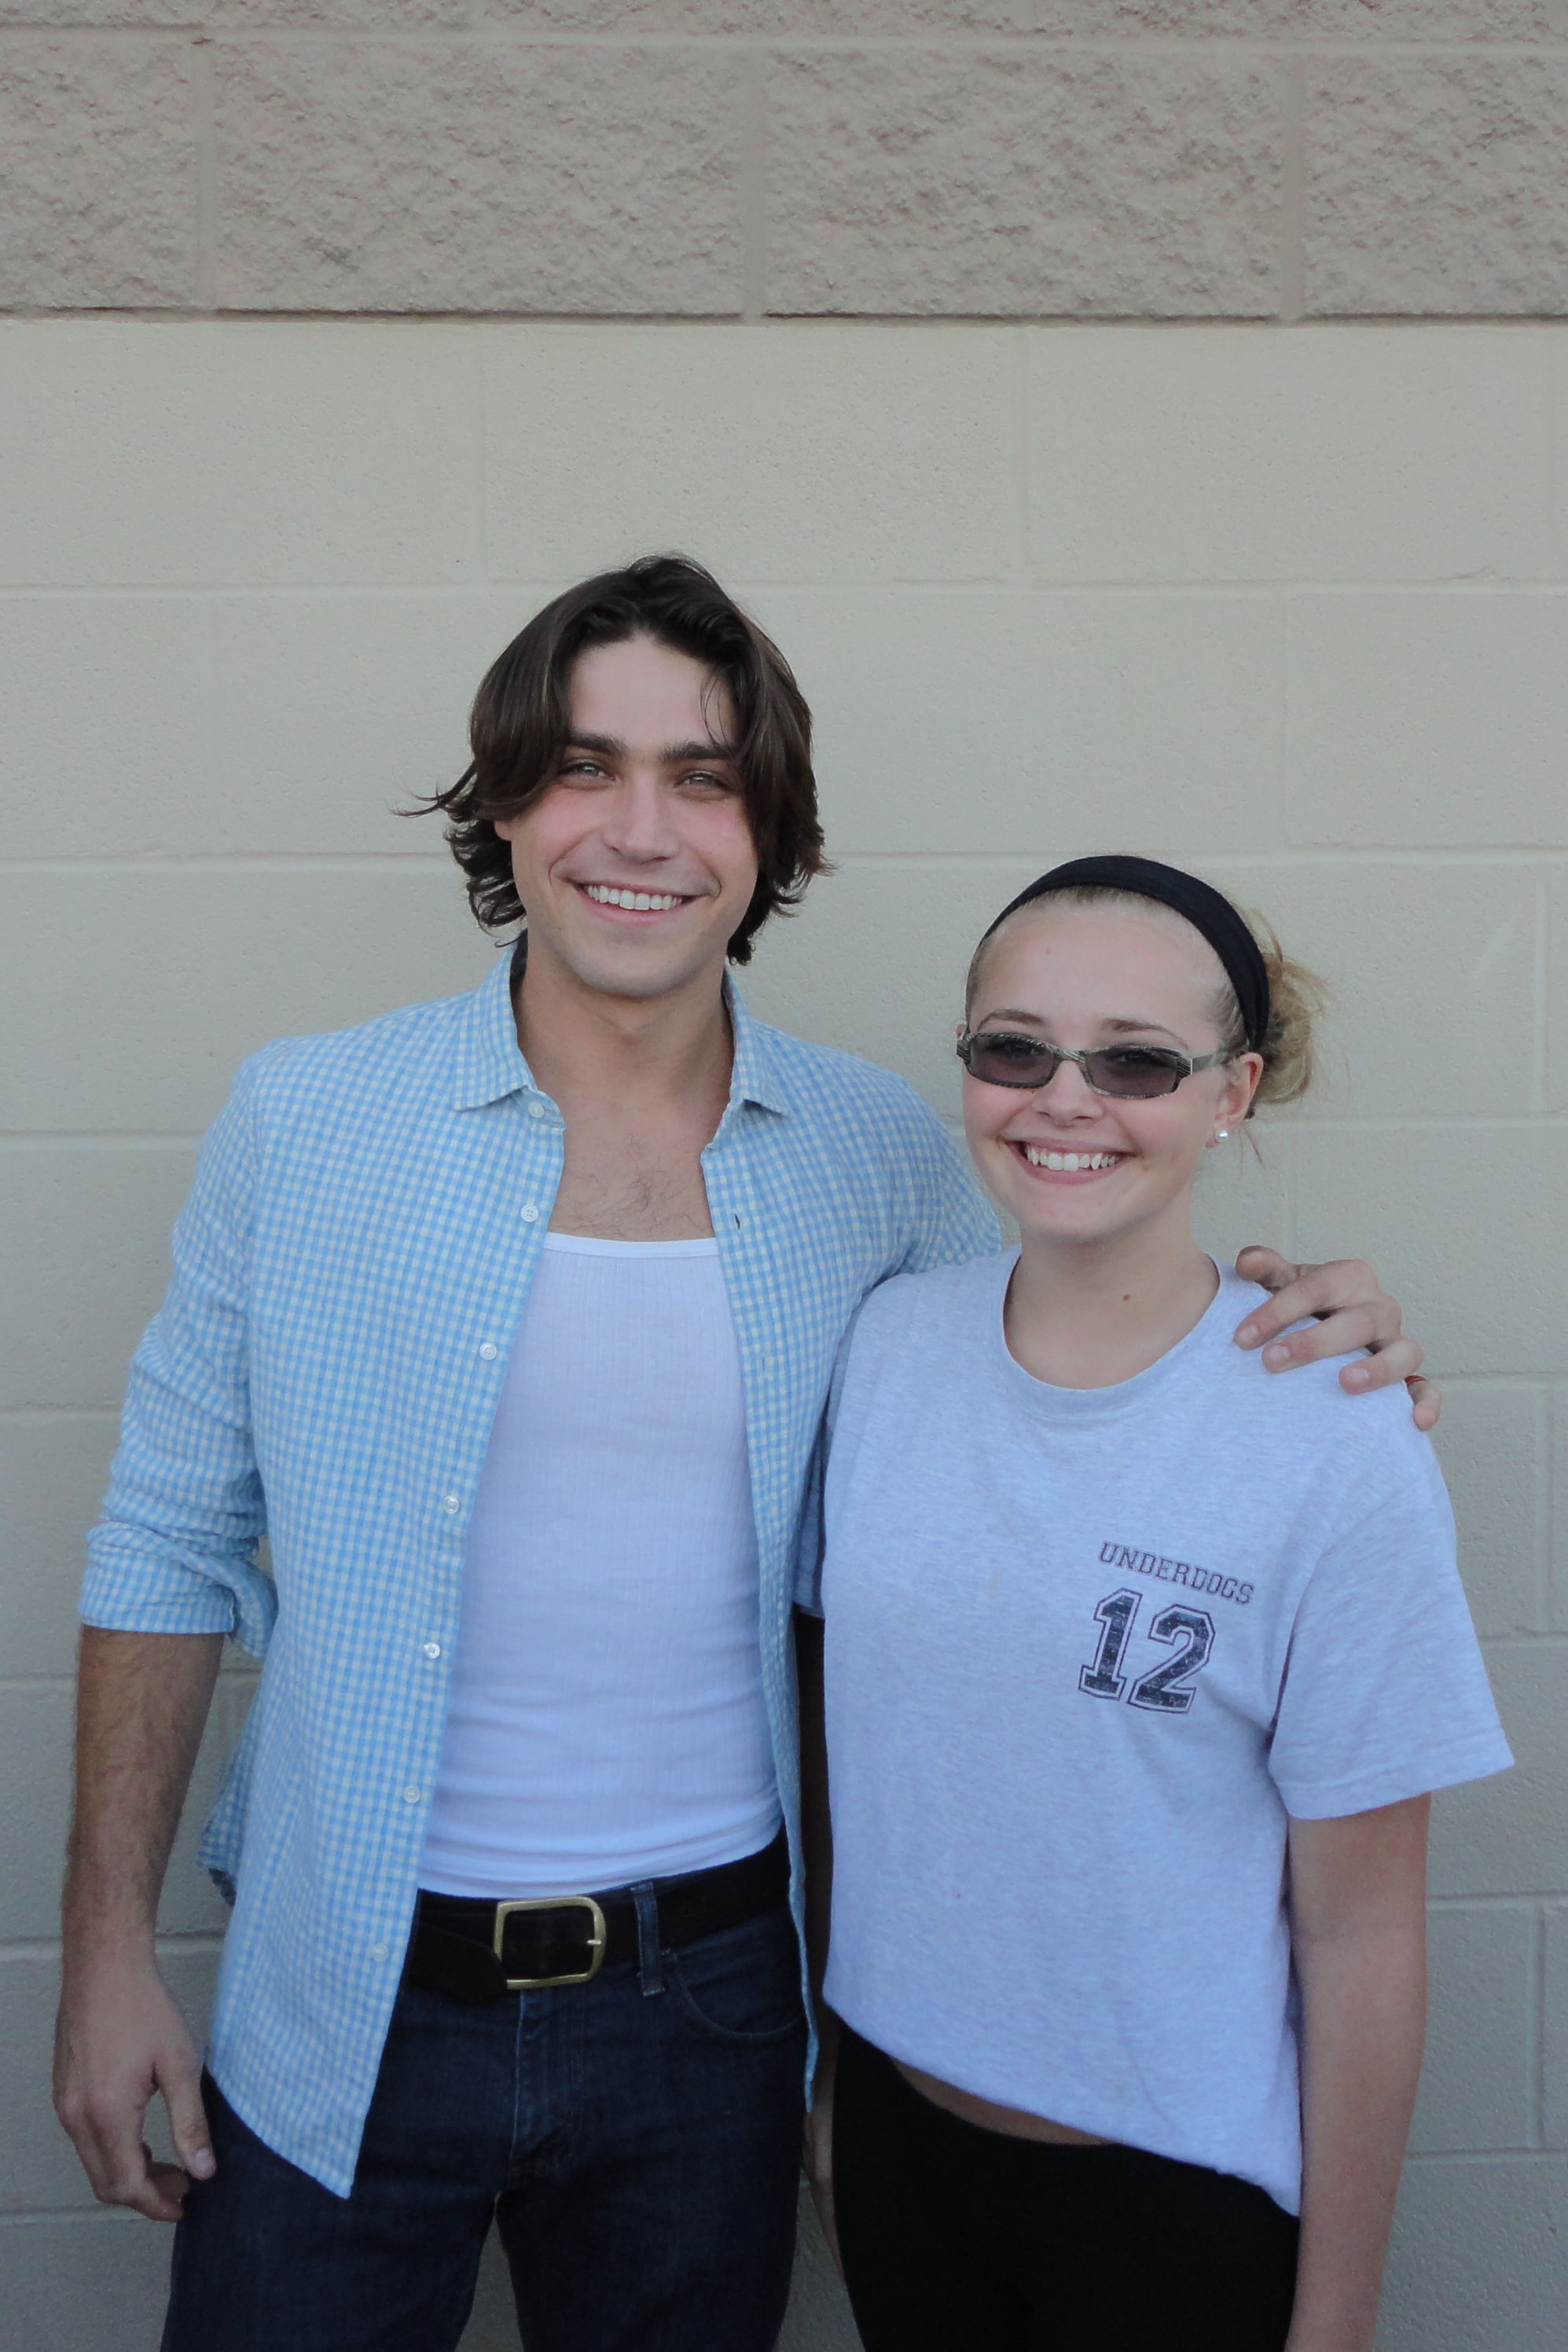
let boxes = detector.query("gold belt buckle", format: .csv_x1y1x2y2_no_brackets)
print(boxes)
492,1895,608,1990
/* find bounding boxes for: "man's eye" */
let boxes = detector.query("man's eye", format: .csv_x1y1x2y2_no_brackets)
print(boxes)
681,770,730,792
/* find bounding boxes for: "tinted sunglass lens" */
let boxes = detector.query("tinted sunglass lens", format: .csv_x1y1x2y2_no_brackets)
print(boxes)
1086,1049,1184,1097
966,1035,1054,1086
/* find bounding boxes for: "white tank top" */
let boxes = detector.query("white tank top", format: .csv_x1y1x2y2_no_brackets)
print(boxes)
419,1233,780,1896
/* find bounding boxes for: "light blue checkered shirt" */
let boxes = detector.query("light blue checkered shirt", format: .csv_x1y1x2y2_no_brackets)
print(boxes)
83,946,999,2194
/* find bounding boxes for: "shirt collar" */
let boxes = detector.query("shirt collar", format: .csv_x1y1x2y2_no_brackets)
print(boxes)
450,941,791,1119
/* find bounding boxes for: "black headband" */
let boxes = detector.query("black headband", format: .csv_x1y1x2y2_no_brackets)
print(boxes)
979,854,1271,1054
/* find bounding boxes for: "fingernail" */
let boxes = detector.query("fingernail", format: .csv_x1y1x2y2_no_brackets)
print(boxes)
1236,1323,1258,1347
1261,1342,1289,1369
190,2150,215,2178
1344,1365,1371,1388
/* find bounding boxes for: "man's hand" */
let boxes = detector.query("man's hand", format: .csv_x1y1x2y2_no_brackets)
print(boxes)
1232,1249,1438,1430
53,1952,214,2222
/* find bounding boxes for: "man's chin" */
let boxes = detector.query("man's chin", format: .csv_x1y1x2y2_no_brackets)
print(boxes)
549,935,733,1008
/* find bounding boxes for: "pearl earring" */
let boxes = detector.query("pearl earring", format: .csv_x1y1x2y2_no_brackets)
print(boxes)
1215,1129,1229,1141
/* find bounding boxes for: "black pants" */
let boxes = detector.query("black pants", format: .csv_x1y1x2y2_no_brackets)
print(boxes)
833,2029,1300,2352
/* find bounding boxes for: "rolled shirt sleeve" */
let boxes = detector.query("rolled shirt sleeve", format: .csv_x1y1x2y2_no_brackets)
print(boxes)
80,1051,281,1658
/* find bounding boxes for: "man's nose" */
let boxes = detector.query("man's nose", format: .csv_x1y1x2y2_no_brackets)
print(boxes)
602,773,678,858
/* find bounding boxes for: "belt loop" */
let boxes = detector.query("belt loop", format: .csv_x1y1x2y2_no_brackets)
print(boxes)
630,1883,664,1997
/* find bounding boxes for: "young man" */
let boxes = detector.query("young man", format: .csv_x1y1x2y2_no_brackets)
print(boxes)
55,557,1431,2352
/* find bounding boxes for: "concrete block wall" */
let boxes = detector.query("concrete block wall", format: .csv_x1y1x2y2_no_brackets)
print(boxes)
6,5,1568,320
1,312,1564,2348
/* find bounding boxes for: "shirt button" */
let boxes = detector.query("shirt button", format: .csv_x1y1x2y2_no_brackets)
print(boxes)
423,1641,442,1659
402,1784,422,1806
479,1342,498,1362
442,1494,460,1514
369,1942,389,1962
520,1204,539,1223
528,1101,546,1119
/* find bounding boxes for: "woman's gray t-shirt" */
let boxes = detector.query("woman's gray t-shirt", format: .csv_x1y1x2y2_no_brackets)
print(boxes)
802,1251,1511,2214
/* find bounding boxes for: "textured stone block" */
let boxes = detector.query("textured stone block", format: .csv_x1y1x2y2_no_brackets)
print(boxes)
1294,1126,1567,1378
0,1417,119,1679
1381,2155,1568,2352
0,2,467,17
215,42,745,314
1409,1905,1533,2152
0,865,489,1134
0,1145,196,1411
1285,594,1568,848
0,37,197,308
764,51,1282,318
1430,1387,1547,1638
751,586,1284,858
1026,325,1551,584
0,320,483,587
1305,58,1568,317
481,1,1023,21
1428,1645,1567,1898
1547,1906,1568,2146
482,323,1021,583
1193,858,1537,1126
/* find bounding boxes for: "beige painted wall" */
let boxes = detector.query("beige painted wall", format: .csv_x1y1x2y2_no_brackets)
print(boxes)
1,315,1565,2348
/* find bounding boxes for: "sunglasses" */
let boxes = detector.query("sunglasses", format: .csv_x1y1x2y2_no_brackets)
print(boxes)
956,1030,1228,1100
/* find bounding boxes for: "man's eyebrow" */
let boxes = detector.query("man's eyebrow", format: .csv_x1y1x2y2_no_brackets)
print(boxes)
560,731,740,766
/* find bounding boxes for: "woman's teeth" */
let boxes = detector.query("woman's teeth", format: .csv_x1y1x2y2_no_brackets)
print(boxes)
582,884,685,912
1021,1147,1122,1172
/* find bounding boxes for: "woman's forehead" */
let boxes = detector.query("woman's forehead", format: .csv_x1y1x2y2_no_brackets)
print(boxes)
981,899,1225,1002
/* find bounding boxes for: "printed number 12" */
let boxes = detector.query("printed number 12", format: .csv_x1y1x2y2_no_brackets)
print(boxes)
1079,1588,1216,1715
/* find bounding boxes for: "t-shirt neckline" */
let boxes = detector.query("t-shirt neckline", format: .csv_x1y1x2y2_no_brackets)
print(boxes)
990,1249,1249,1422
542,1231,720,1259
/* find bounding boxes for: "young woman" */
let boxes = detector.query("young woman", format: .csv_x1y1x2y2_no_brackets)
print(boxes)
798,854,1511,2352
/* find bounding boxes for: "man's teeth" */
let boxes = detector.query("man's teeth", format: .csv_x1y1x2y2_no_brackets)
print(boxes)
582,884,685,913
1022,1147,1121,1172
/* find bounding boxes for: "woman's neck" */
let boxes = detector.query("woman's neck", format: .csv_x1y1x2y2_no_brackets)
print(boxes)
1004,1211,1220,1391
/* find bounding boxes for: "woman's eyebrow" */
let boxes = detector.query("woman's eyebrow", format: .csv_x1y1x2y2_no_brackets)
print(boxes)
979,1009,1191,1046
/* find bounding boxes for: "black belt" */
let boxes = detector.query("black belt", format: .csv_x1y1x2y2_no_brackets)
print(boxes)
406,1829,790,2005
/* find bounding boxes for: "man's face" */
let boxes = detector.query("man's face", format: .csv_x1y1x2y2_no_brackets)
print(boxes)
495,634,760,1007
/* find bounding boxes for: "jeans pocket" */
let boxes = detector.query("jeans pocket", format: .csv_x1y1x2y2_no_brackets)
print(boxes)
664,1906,807,2048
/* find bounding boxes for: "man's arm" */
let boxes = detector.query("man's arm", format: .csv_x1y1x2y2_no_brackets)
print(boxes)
1285,1798,1430,2352
54,1628,225,2222
1233,1248,1439,1430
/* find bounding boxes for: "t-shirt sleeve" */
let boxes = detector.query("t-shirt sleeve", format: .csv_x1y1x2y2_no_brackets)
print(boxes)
1268,1444,1513,1820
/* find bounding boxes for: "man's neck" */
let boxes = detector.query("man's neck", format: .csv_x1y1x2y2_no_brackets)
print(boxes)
511,937,737,1242
512,939,735,1126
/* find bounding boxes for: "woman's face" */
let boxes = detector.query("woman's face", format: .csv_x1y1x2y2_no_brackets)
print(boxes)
961,902,1263,1255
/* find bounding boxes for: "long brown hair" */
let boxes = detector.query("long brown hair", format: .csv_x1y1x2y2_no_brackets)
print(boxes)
412,554,828,965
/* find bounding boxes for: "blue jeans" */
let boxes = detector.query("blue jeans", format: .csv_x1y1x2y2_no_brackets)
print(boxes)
162,1904,807,2352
